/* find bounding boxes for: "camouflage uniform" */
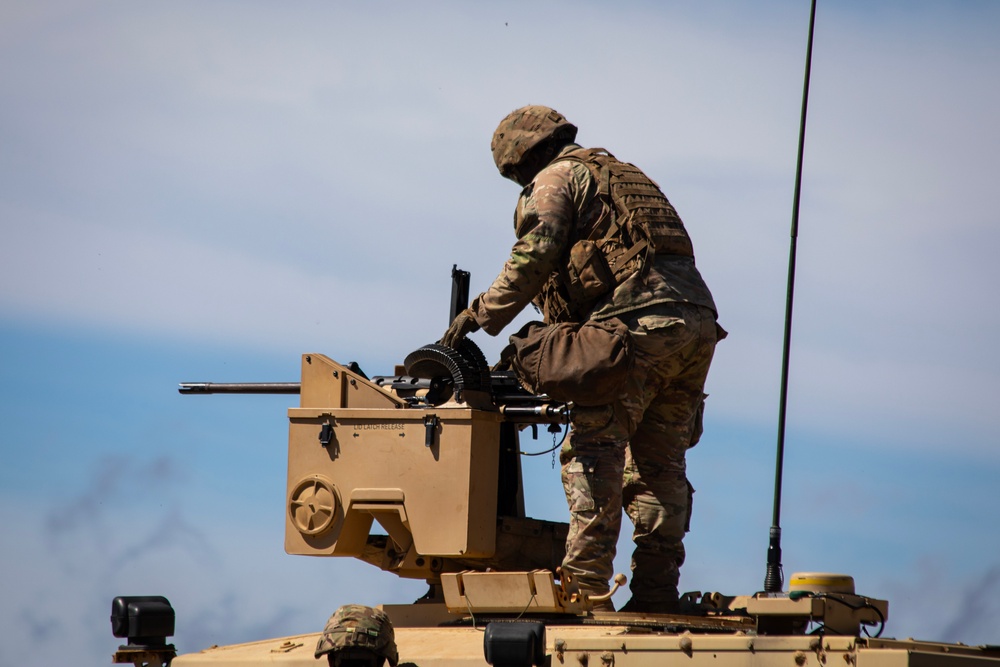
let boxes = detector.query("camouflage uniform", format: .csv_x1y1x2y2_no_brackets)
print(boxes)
462,109,721,609
559,302,718,606
315,604,398,667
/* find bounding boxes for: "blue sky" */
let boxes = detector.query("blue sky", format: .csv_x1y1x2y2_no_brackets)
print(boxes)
1,1,999,664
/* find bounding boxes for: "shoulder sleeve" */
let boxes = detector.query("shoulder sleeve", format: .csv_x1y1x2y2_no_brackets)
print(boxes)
472,161,584,334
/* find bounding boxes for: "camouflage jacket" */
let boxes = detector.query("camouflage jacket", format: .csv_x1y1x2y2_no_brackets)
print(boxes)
472,144,716,334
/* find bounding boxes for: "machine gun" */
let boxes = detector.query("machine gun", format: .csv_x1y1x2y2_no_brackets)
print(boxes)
179,267,598,611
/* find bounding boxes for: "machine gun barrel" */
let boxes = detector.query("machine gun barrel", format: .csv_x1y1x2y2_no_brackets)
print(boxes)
178,382,301,395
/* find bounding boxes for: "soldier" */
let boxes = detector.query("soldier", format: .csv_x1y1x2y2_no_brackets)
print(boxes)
442,105,724,613
315,605,399,667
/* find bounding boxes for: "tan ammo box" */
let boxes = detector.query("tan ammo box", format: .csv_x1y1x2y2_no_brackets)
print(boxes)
284,354,502,560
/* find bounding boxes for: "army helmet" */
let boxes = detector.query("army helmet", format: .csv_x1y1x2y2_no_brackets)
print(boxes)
491,105,578,183
315,604,399,667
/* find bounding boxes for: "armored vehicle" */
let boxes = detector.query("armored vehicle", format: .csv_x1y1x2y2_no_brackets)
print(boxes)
110,267,1000,667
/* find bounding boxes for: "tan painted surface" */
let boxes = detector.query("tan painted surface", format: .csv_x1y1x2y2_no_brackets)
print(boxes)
172,623,1000,666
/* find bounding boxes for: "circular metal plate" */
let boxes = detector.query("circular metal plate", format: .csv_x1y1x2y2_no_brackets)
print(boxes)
288,475,339,535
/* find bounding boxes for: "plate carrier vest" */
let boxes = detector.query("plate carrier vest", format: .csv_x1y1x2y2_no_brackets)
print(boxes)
536,148,695,322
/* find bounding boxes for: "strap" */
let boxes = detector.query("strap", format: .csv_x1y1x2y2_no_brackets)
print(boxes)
609,239,648,279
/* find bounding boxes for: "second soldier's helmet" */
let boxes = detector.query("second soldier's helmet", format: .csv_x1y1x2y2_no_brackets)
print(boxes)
491,105,578,184
315,605,399,667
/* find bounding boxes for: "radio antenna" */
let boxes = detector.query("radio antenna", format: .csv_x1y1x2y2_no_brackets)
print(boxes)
764,0,819,594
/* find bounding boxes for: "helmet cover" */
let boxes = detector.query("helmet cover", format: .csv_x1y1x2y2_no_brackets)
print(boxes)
491,105,578,181
315,605,399,667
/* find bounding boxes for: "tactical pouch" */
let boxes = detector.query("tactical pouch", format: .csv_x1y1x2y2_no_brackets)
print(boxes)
507,317,634,406
565,239,616,313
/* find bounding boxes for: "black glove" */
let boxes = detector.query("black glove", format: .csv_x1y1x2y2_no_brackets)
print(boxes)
441,308,480,348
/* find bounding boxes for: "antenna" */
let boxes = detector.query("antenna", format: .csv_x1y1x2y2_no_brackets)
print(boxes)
764,0,819,594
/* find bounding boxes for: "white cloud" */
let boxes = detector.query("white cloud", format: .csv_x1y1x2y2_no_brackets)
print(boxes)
0,205,452,360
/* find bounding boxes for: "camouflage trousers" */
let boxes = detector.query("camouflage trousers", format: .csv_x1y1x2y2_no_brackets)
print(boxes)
560,303,720,605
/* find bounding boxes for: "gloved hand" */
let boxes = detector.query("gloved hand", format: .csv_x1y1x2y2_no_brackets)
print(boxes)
441,308,480,348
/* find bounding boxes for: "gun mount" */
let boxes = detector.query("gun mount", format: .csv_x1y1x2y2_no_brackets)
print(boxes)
181,335,572,589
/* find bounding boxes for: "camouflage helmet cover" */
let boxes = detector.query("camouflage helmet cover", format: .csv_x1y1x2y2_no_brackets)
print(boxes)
315,604,399,667
491,105,578,181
